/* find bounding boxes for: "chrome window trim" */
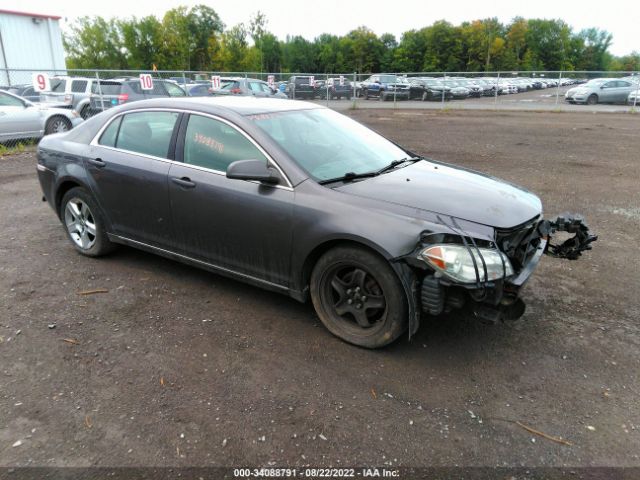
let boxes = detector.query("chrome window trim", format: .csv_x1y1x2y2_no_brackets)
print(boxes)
109,234,288,291
89,107,294,190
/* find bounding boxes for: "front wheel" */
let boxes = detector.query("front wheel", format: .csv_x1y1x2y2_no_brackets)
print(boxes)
586,94,598,105
310,246,408,348
60,187,115,257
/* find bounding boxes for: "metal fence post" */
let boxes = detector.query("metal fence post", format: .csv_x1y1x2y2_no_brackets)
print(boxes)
494,72,500,108
182,71,187,89
555,71,562,105
94,71,105,114
393,72,397,108
441,72,446,109
632,74,639,109
326,73,330,107
353,72,357,108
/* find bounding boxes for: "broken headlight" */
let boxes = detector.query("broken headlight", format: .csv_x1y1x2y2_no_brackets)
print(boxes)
419,245,514,284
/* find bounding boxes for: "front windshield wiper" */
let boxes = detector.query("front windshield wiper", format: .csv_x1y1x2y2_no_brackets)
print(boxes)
376,156,423,175
318,171,379,185
318,157,423,186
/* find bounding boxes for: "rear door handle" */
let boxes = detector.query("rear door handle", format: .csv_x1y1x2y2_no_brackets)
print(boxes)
171,176,196,189
87,158,106,168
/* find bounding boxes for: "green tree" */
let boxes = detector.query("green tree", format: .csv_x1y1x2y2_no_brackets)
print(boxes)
64,17,127,69
120,16,164,70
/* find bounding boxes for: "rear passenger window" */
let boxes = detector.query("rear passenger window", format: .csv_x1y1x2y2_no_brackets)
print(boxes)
98,116,122,147
72,80,88,93
115,111,179,158
183,115,267,172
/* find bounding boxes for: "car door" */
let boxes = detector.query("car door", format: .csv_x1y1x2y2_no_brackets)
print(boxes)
0,92,42,140
599,81,616,102
615,81,633,102
168,113,294,286
85,110,180,246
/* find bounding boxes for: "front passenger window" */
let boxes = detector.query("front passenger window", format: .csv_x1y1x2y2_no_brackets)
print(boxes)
183,115,268,172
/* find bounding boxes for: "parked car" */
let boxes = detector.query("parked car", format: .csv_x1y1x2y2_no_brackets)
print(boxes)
565,78,636,105
36,96,595,348
185,83,213,97
442,80,470,99
215,78,287,99
88,78,186,114
360,74,411,101
318,78,352,100
627,90,640,106
285,76,319,99
4,84,41,102
0,90,82,142
407,78,453,101
40,76,96,119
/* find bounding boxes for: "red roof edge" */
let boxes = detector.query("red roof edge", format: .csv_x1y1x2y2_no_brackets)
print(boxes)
0,9,61,20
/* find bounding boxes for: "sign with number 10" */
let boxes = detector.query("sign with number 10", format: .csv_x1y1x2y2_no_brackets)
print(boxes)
211,75,221,90
139,74,154,90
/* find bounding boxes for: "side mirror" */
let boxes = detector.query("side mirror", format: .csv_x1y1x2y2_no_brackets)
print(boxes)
226,159,280,185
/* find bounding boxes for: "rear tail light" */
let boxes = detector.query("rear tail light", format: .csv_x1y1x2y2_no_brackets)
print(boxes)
64,94,72,103
230,88,241,94
117,93,129,104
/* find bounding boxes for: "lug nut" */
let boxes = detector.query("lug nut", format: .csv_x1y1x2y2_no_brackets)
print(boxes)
347,299,353,305
361,296,367,302
356,304,362,309
347,289,352,295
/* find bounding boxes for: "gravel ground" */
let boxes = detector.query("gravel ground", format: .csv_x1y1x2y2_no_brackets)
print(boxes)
0,110,639,471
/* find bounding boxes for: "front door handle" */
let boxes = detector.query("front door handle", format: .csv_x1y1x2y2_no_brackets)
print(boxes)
171,176,196,189
87,157,106,168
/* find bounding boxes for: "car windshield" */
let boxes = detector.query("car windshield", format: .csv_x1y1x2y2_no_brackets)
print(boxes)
249,108,409,181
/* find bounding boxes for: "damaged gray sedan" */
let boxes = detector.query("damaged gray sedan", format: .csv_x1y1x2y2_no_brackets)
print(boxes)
36,97,596,348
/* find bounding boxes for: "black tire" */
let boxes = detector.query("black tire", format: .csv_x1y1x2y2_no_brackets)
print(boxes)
80,105,90,120
59,187,115,257
587,94,598,105
364,89,369,100
45,116,71,135
379,92,387,101
421,91,428,102
310,246,408,348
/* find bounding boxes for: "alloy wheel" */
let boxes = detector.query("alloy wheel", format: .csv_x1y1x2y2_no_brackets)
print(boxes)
64,198,97,249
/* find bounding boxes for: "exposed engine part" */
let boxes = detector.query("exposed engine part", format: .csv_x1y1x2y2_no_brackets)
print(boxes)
543,214,598,260
421,275,444,315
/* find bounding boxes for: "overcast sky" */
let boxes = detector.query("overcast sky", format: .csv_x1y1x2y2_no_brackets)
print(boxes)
2,0,638,56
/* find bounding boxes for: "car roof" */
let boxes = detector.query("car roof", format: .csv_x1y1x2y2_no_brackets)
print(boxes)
118,96,323,116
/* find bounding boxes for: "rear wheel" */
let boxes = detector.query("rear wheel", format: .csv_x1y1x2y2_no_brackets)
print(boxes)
587,94,598,105
80,105,90,120
45,116,71,135
310,246,408,348
60,187,115,257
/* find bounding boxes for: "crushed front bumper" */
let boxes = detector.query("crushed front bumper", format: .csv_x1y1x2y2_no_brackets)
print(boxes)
399,214,597,333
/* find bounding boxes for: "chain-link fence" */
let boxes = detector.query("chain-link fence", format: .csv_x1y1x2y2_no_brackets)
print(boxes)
1,68,639,151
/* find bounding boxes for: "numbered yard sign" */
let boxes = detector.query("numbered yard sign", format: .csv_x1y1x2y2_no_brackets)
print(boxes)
267,75,275,87
211,75,221,90
339,75,345,86
32,72,50,92
309,76,315,87
139,74,154,90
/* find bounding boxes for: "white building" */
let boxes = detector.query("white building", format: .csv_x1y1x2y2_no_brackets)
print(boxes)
0,8,65,86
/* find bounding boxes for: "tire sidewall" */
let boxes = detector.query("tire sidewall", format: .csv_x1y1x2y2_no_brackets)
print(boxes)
310,246,408,348
60,187,114,257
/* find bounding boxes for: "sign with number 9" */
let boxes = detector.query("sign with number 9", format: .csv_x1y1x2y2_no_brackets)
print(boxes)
32,73,50,92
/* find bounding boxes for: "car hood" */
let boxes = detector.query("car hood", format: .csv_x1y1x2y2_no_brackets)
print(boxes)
335,160,542,229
